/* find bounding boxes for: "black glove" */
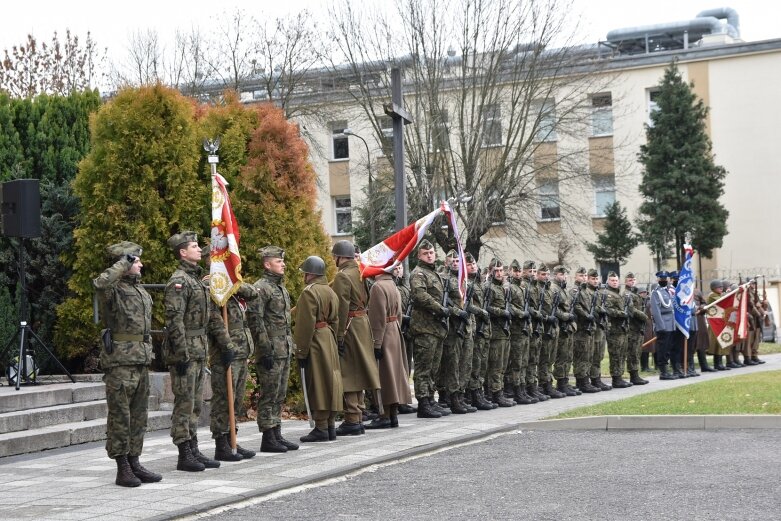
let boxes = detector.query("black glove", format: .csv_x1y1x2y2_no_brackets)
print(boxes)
520,310,530,319
220,349,235,366
481,309,490,320
503,310,512,320
175,361,189,376
374,348,383,360
586,314,595,322
298,357,309,370
337,339,346,357
457,309,470,321
547,315,557,324
259,354,273,371
441,306,451,318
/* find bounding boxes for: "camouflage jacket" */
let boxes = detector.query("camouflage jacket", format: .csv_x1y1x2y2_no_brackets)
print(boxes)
409,261,449,339
472,274,492,339
463,273,488,335
574,284,597,333
248,271,294,363
551,280,573,335
93,258,153,369
604,285,629,332
444,268,465,332
211,283,258,362
624,287,648,333
164,260,233,364
508,278,527,333
486,277,510,339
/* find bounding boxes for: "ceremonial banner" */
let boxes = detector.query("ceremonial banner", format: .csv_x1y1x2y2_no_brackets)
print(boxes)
705,282,749,349
674,244,695,338
209,173,242,307
441,200,467,299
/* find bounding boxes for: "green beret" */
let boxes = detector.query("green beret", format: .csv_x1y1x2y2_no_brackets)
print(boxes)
510,259,521,270
259,245,285,259
167,231,198,253
418,239,434,251
625,272,636,279
576,267,587,275
607,271,618,278
489,257,503,269
523,260,536,269
587,268,599,277
465,252,476,263
537,263,549,273
106,241,142,261
553,265,568,274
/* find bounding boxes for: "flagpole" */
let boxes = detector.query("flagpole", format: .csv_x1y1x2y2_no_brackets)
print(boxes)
207,142,237,455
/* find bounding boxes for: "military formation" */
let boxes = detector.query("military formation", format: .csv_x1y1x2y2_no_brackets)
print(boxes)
95,236,768,488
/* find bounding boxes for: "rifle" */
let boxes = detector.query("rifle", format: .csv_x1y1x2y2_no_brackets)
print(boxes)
563,284,582,336
521,279,533,336
533,281,547,338
401,299,413,335
502,284,512,335
543,285,561,339
598,284,609,331
585,284,599,334
621,292,632,332
475,276,492,338
440,272,452,330
457,278,477,337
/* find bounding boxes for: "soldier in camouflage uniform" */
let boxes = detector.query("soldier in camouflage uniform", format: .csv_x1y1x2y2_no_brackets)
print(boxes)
573,268,600,393
504,260,535,405
247,246,299,453
537,264,566,399
524,261,550,402
459,253,492,411
485,260,515,407
164,231,237,472
552,266,581,397
468,262,495,410
590,273,613,391
94,241,161,487
604,271,632,388
623,272,650,385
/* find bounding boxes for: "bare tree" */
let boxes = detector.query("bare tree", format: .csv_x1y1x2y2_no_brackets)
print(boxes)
327,0,614,261
207,8,259,91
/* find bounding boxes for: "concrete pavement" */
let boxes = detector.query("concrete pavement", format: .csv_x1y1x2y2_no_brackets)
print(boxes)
0,354,778,521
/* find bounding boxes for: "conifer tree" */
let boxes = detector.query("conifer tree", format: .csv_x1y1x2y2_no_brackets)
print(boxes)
637,59,728,266
586,202,638,268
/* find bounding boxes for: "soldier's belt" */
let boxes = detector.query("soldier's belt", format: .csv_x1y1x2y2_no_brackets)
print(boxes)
315,321,329,329
112,333,151,343
267,326,289,337
185,328,206,337
348,309,367,318
386,315,398,323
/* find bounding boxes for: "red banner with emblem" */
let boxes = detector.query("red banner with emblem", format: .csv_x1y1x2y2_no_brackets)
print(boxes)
209,173,242,307
705,282,749,349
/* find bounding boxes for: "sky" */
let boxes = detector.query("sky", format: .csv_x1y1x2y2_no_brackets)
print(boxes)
0,1,778,65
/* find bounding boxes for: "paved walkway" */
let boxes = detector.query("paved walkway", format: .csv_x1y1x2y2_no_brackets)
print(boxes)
0,355,779,521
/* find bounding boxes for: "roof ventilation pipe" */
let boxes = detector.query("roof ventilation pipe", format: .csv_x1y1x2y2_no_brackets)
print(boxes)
696,7,740,38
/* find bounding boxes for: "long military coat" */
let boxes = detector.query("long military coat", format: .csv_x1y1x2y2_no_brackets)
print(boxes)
294,275,344,412
368,274,412,406
331,259,380,392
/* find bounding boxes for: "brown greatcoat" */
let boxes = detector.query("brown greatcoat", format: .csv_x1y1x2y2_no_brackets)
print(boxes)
368,274,412,406
294,275,343,412
331,259,380,392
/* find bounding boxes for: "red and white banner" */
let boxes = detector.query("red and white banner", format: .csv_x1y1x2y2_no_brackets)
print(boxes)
705,282,749,349
441,200,466,299
209,173,242,307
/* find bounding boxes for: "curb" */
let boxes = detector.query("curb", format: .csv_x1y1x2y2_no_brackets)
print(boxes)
516,414,781,431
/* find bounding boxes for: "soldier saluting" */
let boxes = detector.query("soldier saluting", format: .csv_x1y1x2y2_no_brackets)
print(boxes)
94,241,161,487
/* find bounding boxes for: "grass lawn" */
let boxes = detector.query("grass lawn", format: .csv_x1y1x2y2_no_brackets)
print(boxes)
550,369,781,418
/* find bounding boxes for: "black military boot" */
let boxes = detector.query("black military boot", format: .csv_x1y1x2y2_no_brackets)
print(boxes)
752,356,766,364
492,390,514,407
471,389,494,410
328,425,337,440
611,376,632,389
215,434,244,461
397,403,417,414
503,381,515,400
673,363,686,378
260,429,287,453
273,425,298,451
115,455,142,487
481,389,498,409
365,416,393,429
564,378,582,396
128,455,162,483
528,384,549,402
576,377,600,393
300,427,329,443
592,377,612,391
458,392,478,413
437,390,451,408
190,436,220,468
687,364,701,377
629,371,649,385
430,396,451,416
698,351,717,372
714,355,726,370
336,421,365,436
417,397,442,419
543,380,566,398
512,385,534,404
557,379,578,397
176,441,205,472
659,365,678,380
449,392,470,414
390,405,400,428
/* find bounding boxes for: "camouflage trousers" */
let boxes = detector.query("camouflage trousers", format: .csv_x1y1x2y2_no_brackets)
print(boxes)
590,328,607,379
505,329,529,387
169,359,205,445
572,331,594,379
487,336,509,392
437,332,463,394
607,330,628,377
458,332,474,392
412,333,444,399
209,357,249,438
553,332,575,379
526,336,541,386
104,365,149,459
256,356,291,432
468,335,489,391
537,331,559,385
626,331,643,373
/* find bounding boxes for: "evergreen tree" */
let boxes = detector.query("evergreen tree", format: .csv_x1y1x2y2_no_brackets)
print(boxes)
586,202,638,267
637,59,728,266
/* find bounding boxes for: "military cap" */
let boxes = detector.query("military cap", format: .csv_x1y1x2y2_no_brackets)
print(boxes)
106,241,143,261
523,260,536,269
636,284,648,293
710,279,722,290
167,231,198,253
576,267,587,275
489,257,503,269
655,270,668,279
465,252,476,263
607,271,618,278
668,270,679,279
259,245,285,259
446,249,458,259
418,239,434,251
587,268,599,277
553,265,568,274
625,272,636,279
537,263,549,273
510,259,521,270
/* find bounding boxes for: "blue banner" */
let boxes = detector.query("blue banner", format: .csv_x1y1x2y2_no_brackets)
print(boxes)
674,247,695,338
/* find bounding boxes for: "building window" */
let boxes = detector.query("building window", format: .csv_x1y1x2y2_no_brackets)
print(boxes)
648,90,661,126
429,108,450,152
591,94,613,136
334,196,352,234
593,176,616,217
535,100,557,142
481,104,502,147
487,193,506,226
331,121,349,160
538,179,560,220
378,115,393,152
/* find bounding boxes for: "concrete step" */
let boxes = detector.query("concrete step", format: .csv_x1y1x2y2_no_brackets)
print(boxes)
0,410,172,458
0,382,106,414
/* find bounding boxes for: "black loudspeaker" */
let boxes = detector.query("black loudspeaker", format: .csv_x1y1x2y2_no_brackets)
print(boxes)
0,179,42,238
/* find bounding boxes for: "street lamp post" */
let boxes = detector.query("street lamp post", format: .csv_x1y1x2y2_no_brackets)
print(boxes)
343,128,375,245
